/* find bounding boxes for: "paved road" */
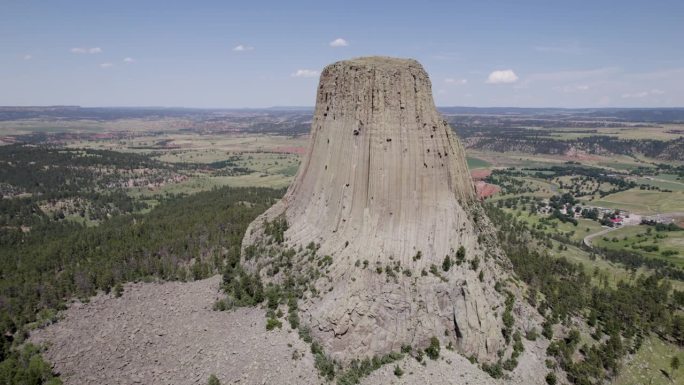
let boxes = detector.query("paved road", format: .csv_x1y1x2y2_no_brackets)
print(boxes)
583,226,620,247
583,212,644,247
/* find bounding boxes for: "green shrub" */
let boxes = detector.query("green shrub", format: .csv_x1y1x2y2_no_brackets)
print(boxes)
542,320,554,339
266,318,282,331
456,246,466,264
442,256,452,272
212,299,228,311
425,337,440,360
288,311,300,329
314,352,335,381
393,365,404,377
502,357,518,370
482,362,503,378
298,326,313,343
113,283,124,298
264,216,288,244
207,374,220,385
545,372,557,385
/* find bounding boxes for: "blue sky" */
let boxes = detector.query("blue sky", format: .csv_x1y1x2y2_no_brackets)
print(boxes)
1,0,683,108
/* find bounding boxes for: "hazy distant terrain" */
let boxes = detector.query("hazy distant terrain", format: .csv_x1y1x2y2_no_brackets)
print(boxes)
2,106,682,161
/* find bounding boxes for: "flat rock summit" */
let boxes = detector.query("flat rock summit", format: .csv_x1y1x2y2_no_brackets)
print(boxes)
243,56,520,363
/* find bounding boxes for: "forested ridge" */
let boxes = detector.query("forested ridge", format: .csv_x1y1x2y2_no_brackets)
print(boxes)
0,186,283,384
443,116,684,160
0,145,176,224
463,134,683,160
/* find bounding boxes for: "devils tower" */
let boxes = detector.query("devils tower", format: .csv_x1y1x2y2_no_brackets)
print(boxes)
242,56,513,362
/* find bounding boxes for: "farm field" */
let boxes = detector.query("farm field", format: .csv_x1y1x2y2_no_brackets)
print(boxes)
66,133,307,194
0,118,190,135
632,176,684,192
466,156,491,169
592,225,684,268
590,189,684,215
466,149,652,172
538,124,684,141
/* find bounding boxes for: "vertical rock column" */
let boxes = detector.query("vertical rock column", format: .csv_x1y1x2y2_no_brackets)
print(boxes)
242,56,506,363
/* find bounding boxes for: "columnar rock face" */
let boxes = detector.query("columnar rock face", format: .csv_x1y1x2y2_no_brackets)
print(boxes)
243,57,510,362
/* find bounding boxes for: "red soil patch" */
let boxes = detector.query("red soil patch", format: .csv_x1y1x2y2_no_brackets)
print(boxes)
475,181,500,200
470,169,492,181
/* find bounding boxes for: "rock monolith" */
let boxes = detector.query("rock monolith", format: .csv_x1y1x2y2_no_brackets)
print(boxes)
242,56,511,362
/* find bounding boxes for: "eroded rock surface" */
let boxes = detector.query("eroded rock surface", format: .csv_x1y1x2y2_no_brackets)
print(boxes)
29,276,547,385
242,57,517,363
30,276,318,385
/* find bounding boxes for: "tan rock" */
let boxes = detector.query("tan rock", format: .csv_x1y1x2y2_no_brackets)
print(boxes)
243,56,510,363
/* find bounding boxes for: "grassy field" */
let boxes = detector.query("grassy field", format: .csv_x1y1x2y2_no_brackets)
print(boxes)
68,134,308,157
592,225,684,268
465,149,653,172
67,133,307,194
533,124,684,141
505,208,604,242
590,189,684,215
128,173,293,197
466,156,491,169
632,176,684,192
613,335,684,385
655,173,684,182
504,209,684,290
0,118,191,135
488,176,557,202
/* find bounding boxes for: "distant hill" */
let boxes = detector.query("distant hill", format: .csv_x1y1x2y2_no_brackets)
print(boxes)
438,106,684,122
2,106,684,123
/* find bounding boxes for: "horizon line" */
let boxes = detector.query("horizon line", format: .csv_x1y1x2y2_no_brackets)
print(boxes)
2,105,684,110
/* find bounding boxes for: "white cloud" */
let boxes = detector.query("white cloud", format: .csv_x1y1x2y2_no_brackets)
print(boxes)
329,38,348,47
486,70,519,84
291,69,319,78
100,62,114,68
123,57,135,63
71,47,102,54
445,78,467,85
621,89,665,99
23,54,32,60
233,44,254,52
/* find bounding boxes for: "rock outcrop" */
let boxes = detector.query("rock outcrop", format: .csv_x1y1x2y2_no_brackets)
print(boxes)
242,57,512,362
